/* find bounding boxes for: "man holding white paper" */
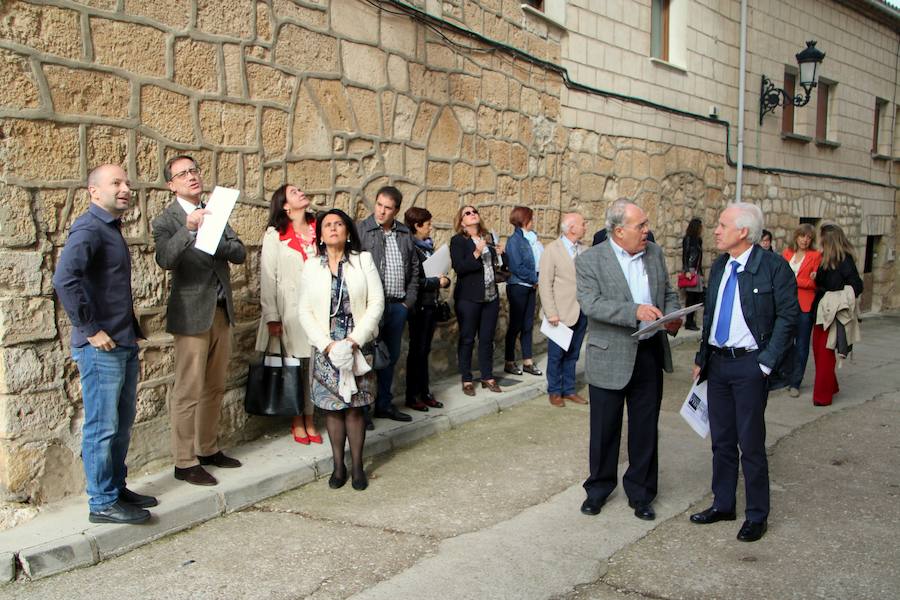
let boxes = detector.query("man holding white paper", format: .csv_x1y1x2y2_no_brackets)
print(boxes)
152,155,246,487
538,212,589,407
575,200,681,522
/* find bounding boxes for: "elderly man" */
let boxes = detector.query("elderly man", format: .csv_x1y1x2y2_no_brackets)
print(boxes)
152,155,246,486
538,212,589,407
690,203,798,542
53,164,156,524
575,199,681,521
358,185,420,425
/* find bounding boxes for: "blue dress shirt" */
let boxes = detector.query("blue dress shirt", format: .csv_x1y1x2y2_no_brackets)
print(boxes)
53,203,143,348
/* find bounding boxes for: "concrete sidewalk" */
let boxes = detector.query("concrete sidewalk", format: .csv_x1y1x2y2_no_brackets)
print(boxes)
0,327,624,583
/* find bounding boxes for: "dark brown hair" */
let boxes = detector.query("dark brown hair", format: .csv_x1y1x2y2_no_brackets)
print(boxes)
509,206,533,229
267,184,315,235
404,206,432,231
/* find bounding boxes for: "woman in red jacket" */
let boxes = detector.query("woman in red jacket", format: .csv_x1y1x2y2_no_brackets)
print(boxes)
782,224,821,397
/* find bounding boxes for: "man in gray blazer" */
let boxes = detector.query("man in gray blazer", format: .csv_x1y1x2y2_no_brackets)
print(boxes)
575,199,681,521
152,155,246,487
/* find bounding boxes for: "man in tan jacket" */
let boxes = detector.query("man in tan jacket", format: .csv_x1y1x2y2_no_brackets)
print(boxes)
538,212,589,407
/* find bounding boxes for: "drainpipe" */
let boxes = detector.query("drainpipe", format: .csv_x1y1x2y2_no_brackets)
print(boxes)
735,0,749,202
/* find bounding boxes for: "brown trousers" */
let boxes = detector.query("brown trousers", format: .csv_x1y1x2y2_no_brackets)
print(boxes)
171,307,231,468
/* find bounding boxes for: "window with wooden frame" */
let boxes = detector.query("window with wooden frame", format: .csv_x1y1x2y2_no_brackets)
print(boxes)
651,0,670,61
872,98,889,157
781,72,796,134
815,81,833,142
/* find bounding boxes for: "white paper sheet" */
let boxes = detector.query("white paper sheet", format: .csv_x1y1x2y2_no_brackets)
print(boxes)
631,303,704,337
679,380,709,438
540,317,573,352
263,355,301,367
194,186,240,255
422,244,451,278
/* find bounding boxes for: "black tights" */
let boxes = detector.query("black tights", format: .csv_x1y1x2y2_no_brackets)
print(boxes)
324,407,366,480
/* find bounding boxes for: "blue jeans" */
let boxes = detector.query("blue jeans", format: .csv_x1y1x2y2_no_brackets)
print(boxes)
546,313,587,396
791,310,814,388
375,301,409,411
72,345,139,511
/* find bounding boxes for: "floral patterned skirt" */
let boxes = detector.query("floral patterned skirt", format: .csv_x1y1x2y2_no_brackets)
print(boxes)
310,346,375,411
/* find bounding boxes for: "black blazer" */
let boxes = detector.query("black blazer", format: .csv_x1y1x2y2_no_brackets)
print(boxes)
695,246,799,388
450,233,497,302
813,255,863,315
682,235,703,274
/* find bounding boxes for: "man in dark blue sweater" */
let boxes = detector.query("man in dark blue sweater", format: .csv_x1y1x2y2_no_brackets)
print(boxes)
53,164,156,525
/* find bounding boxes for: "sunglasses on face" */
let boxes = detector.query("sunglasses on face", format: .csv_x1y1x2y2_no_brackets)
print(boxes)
463,209,479,217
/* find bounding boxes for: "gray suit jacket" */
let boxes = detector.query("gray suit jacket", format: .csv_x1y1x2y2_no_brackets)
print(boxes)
152,200,246,335
575,241,680,390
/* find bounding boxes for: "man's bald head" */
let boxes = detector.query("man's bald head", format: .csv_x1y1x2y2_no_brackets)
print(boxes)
87,164,132,217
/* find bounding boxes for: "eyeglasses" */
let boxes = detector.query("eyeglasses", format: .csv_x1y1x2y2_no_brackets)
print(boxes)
171,167,201,180
462,209,479,217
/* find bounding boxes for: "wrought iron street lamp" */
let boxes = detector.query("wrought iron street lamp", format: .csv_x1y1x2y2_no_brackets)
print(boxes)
759,41,826,125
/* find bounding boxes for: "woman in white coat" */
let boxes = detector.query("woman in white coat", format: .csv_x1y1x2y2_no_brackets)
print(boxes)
298,209,384,490
255,184,321,444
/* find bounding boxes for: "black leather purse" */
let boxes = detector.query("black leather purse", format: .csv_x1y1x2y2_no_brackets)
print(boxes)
244,339,304,416
434,299,453,323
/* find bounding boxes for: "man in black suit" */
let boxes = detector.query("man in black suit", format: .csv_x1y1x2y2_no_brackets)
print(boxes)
690,202,798,542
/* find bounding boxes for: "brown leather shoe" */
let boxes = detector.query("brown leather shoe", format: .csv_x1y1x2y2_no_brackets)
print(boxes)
462,382,476,396
174,465,217,486
481,379,502,393
563,393,588,405
549,394,565,407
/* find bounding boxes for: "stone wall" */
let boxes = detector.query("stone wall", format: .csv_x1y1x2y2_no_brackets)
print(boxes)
0,0,779,508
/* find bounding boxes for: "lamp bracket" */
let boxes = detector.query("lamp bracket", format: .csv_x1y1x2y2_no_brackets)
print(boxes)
759,74,815,125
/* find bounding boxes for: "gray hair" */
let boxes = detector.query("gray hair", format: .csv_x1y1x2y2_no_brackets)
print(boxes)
604,198,633,230
560,211,583,234
730,202,764,244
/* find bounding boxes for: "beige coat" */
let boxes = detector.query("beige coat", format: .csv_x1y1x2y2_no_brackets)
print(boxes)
297,251,385,353
254,227,312,357
538,237,582,327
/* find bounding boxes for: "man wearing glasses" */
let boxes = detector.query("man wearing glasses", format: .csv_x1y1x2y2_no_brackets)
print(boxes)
152,155,246,486
575,199,681,521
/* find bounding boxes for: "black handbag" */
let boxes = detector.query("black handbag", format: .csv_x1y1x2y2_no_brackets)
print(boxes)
372,339,391,370
434,299,453,323
244,340,304,416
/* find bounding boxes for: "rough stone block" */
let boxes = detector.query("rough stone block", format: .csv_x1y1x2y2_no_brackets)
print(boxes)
196,0,253,39
0,551,14,583
342,40,387,89
261,108,289,159
0,184,36,248
0,48,40,109
272,0,327,28
124,0,190,29
19,534,95,580
243,153,261,200
387,54,409,91
427,161,451,186
246,62,295,105
428,108,463,159
135,135,160,184
0,2,81,60
285,160,332,193
0,298,56,347
256,1,272,41
199,101,257,147
274,23,338,74
140,86,194,144
393,95,418,140
409,64,448,104
412,101,439,141
174,37,219,92
380,11,417,56
90,18,166,77
228,200,268,243
331,0,378,44
0,120,80,183
86,125,129,171
347,87,381,136
292,84,331,155
0,344,66,395
0,251,43,298
309,79,355,133
426,190,458,223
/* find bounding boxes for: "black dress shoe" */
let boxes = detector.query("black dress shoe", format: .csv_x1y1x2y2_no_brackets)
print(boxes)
174,465,218,486
628,501,656,521
328,470,348,489
89,499,151,524
351,471,368,491
690,506,737,524
197,451,242,468
373,407,413,422
504,362,523,375
119,487,158,508
422,392,443,409
580,497,604,516
737,520,767,542
404,399,429,412
522,364,543,376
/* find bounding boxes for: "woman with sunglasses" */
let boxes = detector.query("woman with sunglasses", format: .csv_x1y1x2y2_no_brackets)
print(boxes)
255,184,322,444
450,205,502,396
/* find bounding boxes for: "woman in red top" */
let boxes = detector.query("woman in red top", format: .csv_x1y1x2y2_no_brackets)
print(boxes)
781,224,821,397
255,184,321,443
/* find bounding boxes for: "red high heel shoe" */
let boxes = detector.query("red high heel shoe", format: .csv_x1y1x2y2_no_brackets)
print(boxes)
292,425,310,445
307,431,323,444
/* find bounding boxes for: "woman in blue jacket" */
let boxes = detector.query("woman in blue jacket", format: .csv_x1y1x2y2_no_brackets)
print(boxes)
504,206,543,377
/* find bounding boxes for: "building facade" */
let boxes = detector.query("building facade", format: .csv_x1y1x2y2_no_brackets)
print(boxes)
0,0,897,507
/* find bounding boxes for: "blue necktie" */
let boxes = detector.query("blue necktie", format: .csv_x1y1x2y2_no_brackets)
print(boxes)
714,261,740,346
